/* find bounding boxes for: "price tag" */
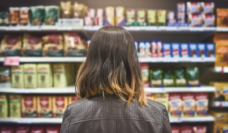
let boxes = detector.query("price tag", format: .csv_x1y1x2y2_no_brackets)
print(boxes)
5,27,20,31
27,26,41,30
57,27,72,31
4,57,20,66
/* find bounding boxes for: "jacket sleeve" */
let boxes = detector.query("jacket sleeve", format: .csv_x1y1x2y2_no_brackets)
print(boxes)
60,106,70,133
163,108,172,133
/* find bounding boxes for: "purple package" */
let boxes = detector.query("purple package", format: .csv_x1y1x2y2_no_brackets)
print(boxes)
162,43,172,57
172,43,181,58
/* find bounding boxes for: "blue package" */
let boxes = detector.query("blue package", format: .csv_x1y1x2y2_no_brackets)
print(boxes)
172,43,181,58
198,43,206,58
139,41,145,57
144,41,151,57
135,41,139,57
180,43,189,57
162,43,172,57
189,43,199,57
206,43,215,57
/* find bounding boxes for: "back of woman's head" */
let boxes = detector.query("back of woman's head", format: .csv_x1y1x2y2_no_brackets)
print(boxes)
76,26,147,106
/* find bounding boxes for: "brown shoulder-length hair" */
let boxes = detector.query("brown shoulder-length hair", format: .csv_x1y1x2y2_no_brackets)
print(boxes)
76,26,147,106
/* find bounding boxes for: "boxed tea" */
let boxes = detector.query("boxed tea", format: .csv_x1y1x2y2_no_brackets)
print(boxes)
174,68,187,86
147,10,156,26
22,34,42,57
206,43,215,58
169,93,182,117
198,43,206,58
68,96,81,104
21,95,37,118
180,43,189,57
217,9,228,27
195,93,208,116
0,95,7,118
30,6,44,26
150,69,163,87
37,64,53,88
53,64,67,88
11,65,24,88
37,96,52,118
172,43,181,58
44,6,59,25
9,95,21,118
182,93,195,117
162,43,172,57
155,93,169,109
189,43,199,57
53,96,68,118
163,70,174,87
186,67,199,86
1,35,22,56
24,64,37,88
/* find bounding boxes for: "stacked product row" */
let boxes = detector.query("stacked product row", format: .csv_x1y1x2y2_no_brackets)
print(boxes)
0,33,86,57
0,94,80,118
171,126,207,133
212,110,228,133
140,64,200,87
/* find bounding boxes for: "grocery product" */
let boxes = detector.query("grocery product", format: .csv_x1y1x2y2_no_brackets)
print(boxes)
22,33,42,56
180,43,189,57
11,65,24,88
60,1,72,18
169,93,182,117
174,68,187,86
193,126,206,133
126,9,136,26
213,82,228,101
187,2,203,14
198,43,206,58
68,96,81,104
63,33,86,57
202,14,215,27
214,41,228,68
53,96,68,118
162,43,172,57
37,96,52,118
21,95,37,118
163,70,174,87
137,10,147,26
1,35,22,56
42,34,64,57
210,111,228,123
147,10,156,26
189,43,198,57
188,14,203,27
195,93,208,116
9,95,21,118
9,7,20,26
31,126,44,133
202,2,214,14
116,7,125,26
154,93,169,109
157,10,166,26
140,63,149,85
0,127,15,133
206,43,215,58
213,122,228,133
139,41,151,57
46,126,60,133
171,127,180,133
172,43,181,58
95,9,104,26
157,41,162,57
182,93,195,117
167,11,176,26
150,69,163,87
0,95,7,118
186,67,199,86
177,3,185,12
73,2,87,19
24,64,37,88
19,7,29,26
16,126,30,133
181,126,193,133
151,41,157,57
217,9,228,27
53,64,67,88
30,6,44,26
37,64,53,88
44,6,59,25
0,67,11,87
105,7,114,26
0,12,9,26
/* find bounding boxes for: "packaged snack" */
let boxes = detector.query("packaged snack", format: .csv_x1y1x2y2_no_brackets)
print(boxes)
0,67,11,88
95,9,104,26
195,93,208,116
0,95,7,118
44,6,59,25
177,3,185,12
182,93,195,117
188,14,203,27
202,14,215,27
213,82,228,101
9,95,21,118
11,65,24,88
73,2,88,18
177,11,185,19
186,67,199,86
157,41,162,57
174,68,187,86
126,9,136,26
16,126,30,133
181,127,193,133
167,11,176,26
21,95,37,118
193,126,206,133
84,16,94,26
140,63,149,84
37,96,52,118
37,64,52,88
68,96,81,104
180,43,189,57
206,43,215,58
116,7,124,17
116,17,125,26
147,10,156,26
155,93,169,109
215,42,228,67
214,122,228,133
189,43,198,57
106,7,114,17
157,10,166,26
9,7,19,26
105,17,114,26
146,93,155,101
198,43,206,58
169,93,182,117
210,111,228,123
24,64,37,88
187,2,203,14
63,33,86,57
53,96,68,118
217,9,228,27
139,41,145,57
42,34,64,57
0,12,9,26
53,64,67,88
137,10,147,26
30,6,44,26
31,126,44,133
151,41,157,57
171,127,180,133
22,33,42,56
60,1,72,18
162,43,172,57
46,126,60,133
1,35,22,56
163,70,174,87
150,69,163,87
202,2,214,14
19,7,29,26
1,127,15,133
172,43,181,58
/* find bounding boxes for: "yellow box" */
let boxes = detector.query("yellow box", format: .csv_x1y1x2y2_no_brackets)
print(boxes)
37,64,53,88
0,95,7,118
211,111,228,123
11,65,24,88
37,96,52,118
24,64,37,88
52,96,68,118
53,64,67,88
9,95,21,118
155,93,169,109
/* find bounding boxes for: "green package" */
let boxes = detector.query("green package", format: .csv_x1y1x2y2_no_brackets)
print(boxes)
157,10,166,26
137,10,147,26
163,70,174,87
9,95,21,118
147,10,156,26
44,6,59,25
0,95,7,118
0,12,9,26
186,67,199,86
150,69,163,87
174,68,187,86
30,6,44,26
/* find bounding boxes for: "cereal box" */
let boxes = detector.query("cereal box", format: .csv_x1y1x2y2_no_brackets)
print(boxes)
182,93,195,117
11,65,24,88
21,95,37,118
9,95,21,118
37,96,52,118
162,43,172,57
16,126,30,133
24,64,37,88
53,96,68,118
202,2,214,14
68,96,81,104
37,64,53,88
213,82,228,101
217,9,228,27
169,93,182,117
202,14,215,27
31,126,45,133
193,126,206,133
180,43,189,57
46,126,60,133
155,93,169,109
187,2,202,14
214,122,228,133
210,111,228,123
198,43,206,58
53,64,67,88
189,43,199,57
195,93,208,116
188,14,204,27
177,3,185,12
0,95,7,118
206,43,215,58
172,43,181,58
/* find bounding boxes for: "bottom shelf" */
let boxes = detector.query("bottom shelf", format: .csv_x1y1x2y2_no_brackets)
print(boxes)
0,116,214,124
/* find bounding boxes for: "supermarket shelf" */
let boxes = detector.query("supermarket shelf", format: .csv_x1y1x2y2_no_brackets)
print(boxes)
211,101,228,107
0,86,215,94
214,67,228,73
0,57,215,63
0,116,214,124
0,26,83,31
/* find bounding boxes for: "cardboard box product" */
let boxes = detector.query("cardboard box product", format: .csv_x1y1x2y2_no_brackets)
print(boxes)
155,93,169,109
140,63,149,84
187,2,203,14
213,82,228,101
188,14,204,27
217,8,228,27
37,64,53,88
157,41,162,57
213,122,228,133
11,65,24,88
157,10,166,26
21,95,37,118
180,43,189,57
37,96,53,118
181,126,193,133
24,64,37,88
53,96,68,118
195,93,208,116
210,111,228,123
162,43,172,57
202,14,215,27
182,93,195,117
202,2,214,14
1,127,15,133
169,93,182,117
147,10,156,26
150,69,163,87
198,43,206,58
0,95,7,118
206,43,215,58
172,43,181,58
137,10,147,26
53,64,67,88
215,42,228,68
9,95,21,118
31,126,45,133
46,126,60,133
126,9,136,26
177,3,185,12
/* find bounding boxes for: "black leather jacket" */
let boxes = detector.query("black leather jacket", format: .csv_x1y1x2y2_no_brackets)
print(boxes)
60,95,171,133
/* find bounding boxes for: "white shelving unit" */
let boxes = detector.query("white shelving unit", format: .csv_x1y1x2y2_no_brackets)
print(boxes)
170,116,215,123
211,101,228,107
